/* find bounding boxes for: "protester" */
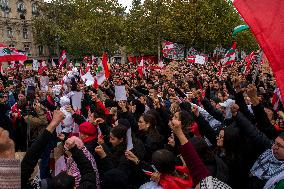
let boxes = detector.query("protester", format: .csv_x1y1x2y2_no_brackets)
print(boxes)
0,52,283,189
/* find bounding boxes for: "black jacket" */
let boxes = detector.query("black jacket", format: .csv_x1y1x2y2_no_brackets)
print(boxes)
70,146,98,189
21,130,52,188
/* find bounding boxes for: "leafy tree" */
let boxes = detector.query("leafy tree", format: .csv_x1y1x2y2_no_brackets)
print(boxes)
33,0,125,57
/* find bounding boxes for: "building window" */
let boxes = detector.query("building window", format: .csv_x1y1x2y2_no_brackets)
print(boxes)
1,0,10,13
38,45,43,56
23,27,28,39
2,0,9,7
32,3,39,16
7,27,12,38
17,1,26,13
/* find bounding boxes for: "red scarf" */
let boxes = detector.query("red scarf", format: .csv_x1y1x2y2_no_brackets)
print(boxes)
159,166,194,189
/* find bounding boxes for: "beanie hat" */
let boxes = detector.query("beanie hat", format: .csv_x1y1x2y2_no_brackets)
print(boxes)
79,122,97,143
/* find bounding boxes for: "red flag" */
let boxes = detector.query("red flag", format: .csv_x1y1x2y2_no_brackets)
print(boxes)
243,52,255,75
58,50,67,68
137,57,145,78
102,52,110,78
233,0,284,101
38,60,48,75
272,88,282,111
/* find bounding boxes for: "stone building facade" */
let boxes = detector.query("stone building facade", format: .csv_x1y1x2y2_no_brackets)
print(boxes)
0,0,48,59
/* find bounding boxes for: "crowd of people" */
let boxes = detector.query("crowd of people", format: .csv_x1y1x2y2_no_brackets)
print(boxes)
0,58,283,189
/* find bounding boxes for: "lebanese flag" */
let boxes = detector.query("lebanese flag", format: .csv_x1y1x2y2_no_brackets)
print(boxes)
187,55,206,65
79,66,85,76
233,0,284,102
272,88,282,111
95,52,110,85
0,44,27,62
85,62,92,73
216,65,223,77
162,41,174,53
58,50,67,68
38,60,48,75
137,57,145,78
91,55,96,64
243,51,255,75
221,42,237,65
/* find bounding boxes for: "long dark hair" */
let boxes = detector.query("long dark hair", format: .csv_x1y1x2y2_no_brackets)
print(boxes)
142,113,162,142
221,126,242,162
110,125,128,148
152,149,176,174
178,110,194,138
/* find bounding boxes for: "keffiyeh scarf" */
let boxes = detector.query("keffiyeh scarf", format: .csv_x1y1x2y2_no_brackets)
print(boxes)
200,176,232,189
250,149,284,181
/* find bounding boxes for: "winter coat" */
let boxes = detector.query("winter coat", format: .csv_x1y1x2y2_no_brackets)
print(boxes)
27,105,49,141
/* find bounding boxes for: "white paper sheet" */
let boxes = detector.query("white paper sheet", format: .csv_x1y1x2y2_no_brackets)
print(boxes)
126,128,133,151
71,91,83,109
40,76,49,91
55,156,67,176
115,85,127,101
81,72,94,86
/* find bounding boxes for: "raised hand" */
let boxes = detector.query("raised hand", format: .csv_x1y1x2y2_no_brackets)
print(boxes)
246,84,259,106
192,105,199,117
0,128,15,158
51,110,65,126
95,145,106,159
231,103,239,117
125,150,139,164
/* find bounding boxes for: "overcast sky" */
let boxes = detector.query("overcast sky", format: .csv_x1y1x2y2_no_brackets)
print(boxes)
44,0,141,12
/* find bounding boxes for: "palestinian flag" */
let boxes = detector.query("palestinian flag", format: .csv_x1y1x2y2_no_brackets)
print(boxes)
0,44,27,62
95,52,110,86
221,42,237,65
232,25,250,37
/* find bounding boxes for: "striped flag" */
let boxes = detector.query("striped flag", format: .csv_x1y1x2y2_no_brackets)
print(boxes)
137,57,145,78
58,50,67,68
221,42,237,65
187,55,206,65
216,65,223,77
38,60,48,75
272,88,282,111
243,52,255,75
95,52,110,86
